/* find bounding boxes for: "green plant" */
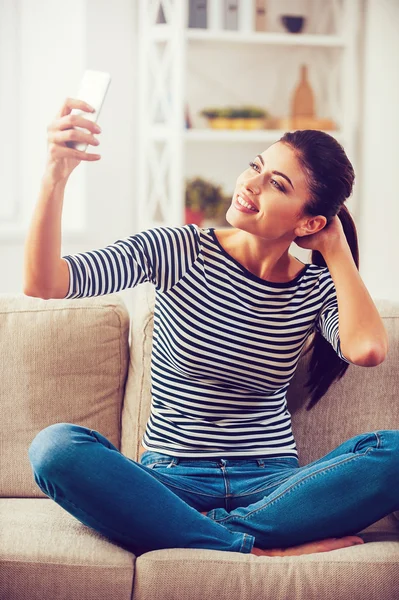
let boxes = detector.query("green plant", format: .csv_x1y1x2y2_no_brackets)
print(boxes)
235,105,268,118
199,107,220,119
185,177,227,218
200,105,268,119
218,107,235,118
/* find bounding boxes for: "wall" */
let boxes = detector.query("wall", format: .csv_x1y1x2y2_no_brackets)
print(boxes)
0,0,139,318
358,0,399,300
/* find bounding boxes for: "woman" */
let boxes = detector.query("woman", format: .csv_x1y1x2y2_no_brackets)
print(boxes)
28,98,396,558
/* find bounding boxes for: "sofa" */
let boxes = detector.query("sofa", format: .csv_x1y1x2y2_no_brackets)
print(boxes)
1,282,398,600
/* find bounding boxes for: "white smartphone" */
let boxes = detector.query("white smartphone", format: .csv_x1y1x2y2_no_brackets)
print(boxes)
66,70,111,152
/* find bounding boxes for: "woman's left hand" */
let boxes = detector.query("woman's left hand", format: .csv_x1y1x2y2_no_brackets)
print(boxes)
294,215,346,254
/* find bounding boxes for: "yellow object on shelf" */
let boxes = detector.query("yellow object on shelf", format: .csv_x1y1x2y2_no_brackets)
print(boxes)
208,118,232,129
205,117,336,131
230,118,266,130
208,118,267,130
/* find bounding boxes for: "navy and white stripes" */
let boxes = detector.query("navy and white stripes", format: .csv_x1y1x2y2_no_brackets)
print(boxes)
63,224,352,459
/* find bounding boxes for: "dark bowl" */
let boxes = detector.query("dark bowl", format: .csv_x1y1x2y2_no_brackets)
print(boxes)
281,15,305,34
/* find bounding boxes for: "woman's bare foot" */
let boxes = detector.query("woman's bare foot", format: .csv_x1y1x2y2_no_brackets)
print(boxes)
251,536,365,557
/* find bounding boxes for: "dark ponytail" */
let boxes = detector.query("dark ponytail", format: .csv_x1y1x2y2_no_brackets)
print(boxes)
278,130,360,411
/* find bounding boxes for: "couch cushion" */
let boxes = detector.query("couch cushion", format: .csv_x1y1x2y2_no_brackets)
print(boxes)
0,293,130,497
133,537,399,600
0,498,134,600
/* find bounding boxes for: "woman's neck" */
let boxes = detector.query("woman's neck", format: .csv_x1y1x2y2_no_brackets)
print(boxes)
215,228,298,282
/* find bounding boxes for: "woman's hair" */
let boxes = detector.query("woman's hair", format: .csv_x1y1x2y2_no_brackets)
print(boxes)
277,129,359,411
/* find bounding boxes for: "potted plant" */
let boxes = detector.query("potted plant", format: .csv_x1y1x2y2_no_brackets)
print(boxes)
202,193,232,227
185,177,228,226
199,107,233,129
231,106,268,129
200,105,269,129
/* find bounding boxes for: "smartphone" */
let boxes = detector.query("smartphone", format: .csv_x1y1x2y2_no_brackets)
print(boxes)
66,70,111,151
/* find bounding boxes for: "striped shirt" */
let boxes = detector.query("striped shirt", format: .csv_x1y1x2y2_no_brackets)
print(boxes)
63,224,353,459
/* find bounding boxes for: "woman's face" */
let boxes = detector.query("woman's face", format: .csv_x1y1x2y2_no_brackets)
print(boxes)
226,142,312,241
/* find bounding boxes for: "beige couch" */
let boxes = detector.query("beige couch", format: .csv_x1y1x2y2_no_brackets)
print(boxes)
1,283,398,600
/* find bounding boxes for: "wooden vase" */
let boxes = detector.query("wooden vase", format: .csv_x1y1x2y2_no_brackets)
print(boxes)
291,64,315,118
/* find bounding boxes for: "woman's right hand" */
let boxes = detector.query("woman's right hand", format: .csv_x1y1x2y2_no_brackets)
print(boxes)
44,97,102,185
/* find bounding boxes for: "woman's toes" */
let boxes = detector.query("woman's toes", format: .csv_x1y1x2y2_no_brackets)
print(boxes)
347,535,364,545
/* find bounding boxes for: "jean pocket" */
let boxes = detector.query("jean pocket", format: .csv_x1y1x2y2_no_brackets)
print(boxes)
140,450,175,468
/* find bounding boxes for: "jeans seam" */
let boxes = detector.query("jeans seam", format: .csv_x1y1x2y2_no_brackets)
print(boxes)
237,475,295,498
214,448,375,524
145,473,226,498
240,532,255,553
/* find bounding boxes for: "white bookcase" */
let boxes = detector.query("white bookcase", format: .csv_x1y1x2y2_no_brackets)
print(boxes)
136,0,361,232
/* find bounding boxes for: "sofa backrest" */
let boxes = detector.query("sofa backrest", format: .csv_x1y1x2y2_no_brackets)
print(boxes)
0,293,130,498
2,287,398,501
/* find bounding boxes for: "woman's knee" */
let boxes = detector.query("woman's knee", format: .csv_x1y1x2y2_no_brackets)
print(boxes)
375,430,399,451
372,430,399,481
28,422,89,476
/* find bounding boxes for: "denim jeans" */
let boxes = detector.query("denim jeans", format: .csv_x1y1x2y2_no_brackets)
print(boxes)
28,423,399,556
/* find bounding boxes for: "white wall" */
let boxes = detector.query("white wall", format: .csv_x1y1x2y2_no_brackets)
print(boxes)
358,0,399,301
0,0,139,317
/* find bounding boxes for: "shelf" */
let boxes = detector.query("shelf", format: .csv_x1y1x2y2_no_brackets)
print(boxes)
150,126,345,144
137,0,360,230
151,26,347,48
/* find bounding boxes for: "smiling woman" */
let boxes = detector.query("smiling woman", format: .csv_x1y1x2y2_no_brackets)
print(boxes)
223,129,361,411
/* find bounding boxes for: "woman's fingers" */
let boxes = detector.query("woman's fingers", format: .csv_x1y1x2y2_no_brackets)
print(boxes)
48,126,100,149
55,97,94,119
47,99,101,153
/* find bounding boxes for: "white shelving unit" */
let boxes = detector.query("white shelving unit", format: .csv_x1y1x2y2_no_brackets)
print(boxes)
136,0,361,232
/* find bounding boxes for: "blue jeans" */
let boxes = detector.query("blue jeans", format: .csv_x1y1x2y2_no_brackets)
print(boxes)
28,423,399,556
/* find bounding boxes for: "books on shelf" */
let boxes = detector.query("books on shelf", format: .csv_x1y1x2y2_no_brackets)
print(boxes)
224,0,238,31
188,0,208,29
188,0,269,32
255,0,267,32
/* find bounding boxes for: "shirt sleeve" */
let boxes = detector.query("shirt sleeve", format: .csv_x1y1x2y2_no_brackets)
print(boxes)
315,270,355,365
62,224,200,299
